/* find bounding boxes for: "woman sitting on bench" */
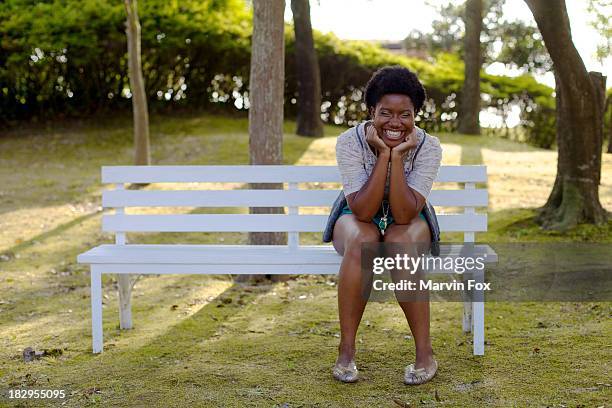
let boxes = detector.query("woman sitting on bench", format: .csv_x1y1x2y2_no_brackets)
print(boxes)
329,66,442,384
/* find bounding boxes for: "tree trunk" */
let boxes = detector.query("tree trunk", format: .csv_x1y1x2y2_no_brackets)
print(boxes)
125,0,150,166
291,0,323,137
590,72,606,184
605,95,612,154
525,0,607,229
243,0,287,282
458,0,482,135
118,0,150,327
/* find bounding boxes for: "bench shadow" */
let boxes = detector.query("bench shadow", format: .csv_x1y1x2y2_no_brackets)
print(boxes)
1,210,101,259
90,287,489,406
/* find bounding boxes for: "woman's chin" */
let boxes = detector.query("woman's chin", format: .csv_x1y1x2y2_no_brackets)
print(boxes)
383,137,403,149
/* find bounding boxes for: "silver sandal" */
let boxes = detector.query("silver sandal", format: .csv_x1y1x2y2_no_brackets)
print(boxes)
404,359,438,385
333,360,359,383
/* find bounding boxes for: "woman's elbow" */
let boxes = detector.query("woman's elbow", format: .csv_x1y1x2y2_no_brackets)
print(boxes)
351,209,374,223
393,213,418,225
393,217,411,225
354,214,373,223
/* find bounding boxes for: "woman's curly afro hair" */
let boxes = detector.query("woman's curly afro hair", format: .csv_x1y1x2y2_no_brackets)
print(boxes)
364,66,426,114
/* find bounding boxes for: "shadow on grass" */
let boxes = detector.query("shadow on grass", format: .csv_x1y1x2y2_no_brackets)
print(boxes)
1,210,102,259
483,208,612,243
0,112,322,222
90,286,488,406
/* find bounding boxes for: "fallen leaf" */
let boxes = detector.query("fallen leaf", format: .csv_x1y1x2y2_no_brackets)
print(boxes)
82,387,101,396
43,348,64,358
434,389,441,402
392,398,411,407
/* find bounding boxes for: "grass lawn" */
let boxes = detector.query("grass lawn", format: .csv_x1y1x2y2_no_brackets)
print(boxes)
1,112,611,407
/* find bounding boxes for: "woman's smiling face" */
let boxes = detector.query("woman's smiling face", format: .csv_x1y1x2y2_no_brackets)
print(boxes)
370,94,415,149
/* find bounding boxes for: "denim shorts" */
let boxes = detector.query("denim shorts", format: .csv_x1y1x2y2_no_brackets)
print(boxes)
340,202,426,233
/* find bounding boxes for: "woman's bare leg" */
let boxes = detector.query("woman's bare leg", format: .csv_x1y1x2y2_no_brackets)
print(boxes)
332,214,380,365
384,218,435,370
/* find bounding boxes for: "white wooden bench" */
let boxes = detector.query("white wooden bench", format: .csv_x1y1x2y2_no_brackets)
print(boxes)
77,165,496,355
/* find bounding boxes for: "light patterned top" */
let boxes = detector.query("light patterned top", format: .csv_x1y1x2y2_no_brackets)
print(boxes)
335,122,442,199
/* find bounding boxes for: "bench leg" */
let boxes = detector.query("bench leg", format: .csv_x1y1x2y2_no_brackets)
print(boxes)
472,268,485,356
462,274,472,333
91,266,103,353
117,274,133,330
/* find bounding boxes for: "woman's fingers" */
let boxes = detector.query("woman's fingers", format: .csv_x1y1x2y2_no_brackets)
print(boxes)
405,127,417,145
366,123,386,150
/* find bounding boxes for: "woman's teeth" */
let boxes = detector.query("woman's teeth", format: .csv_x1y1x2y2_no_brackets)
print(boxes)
384,130,403,140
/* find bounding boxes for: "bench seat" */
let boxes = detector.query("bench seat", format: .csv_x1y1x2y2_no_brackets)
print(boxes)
78,244,497,274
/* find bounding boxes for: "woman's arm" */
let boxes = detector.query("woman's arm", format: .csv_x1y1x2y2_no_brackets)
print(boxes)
388,151,425,224
346,149,390,222
345,123,391,221
389,132,442,224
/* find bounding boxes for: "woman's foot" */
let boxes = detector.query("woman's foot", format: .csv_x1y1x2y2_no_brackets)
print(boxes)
333,344,358,383
404,358,437,385
333,359,359,383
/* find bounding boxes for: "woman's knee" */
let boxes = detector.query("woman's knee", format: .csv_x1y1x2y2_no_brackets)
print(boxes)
384,218,430,244
344,226,379,251
332,216,379,255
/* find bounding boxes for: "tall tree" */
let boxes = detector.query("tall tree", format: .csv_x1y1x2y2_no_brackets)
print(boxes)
118,0,151,330
458,0,483,135
607,96,612,154
524,0,607,229
246,0,286,280
124,0,150,166
291,0,323,137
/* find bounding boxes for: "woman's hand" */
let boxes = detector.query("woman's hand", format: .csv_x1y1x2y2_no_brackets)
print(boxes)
365,122,390,157
391,127,418,160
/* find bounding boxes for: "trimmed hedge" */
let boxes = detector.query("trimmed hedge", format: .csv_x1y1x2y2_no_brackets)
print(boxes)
2,0,560,147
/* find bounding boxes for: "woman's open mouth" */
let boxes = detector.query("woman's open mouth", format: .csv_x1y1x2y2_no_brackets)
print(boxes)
383,129,405,141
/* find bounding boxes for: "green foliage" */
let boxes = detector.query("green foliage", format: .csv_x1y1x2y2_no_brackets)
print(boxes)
0,0,251,119
492,20,552,73
1,0,555,144
403,0,551,75
520,94,556,149
587,0,612,63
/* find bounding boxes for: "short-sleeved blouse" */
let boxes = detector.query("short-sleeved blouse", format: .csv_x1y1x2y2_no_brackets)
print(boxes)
335,122,442,200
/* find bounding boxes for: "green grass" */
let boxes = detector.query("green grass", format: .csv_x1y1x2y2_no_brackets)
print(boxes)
0,112,611,407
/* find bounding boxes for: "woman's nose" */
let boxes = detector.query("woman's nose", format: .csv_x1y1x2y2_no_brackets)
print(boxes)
389,116,401,127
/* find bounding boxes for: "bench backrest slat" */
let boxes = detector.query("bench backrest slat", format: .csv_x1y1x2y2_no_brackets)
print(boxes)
102,165,487,183
102,189,488,208
102,214,488,233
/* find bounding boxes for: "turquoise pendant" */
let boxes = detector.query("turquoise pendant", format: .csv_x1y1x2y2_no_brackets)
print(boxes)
378,216,387,235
